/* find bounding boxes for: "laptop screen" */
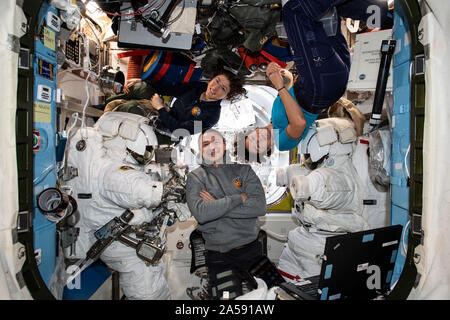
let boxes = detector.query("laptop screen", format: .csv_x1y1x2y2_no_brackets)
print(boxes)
318,225,403,300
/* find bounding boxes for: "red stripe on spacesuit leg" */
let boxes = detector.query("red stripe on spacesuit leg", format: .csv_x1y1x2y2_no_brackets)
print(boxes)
277,268,302,281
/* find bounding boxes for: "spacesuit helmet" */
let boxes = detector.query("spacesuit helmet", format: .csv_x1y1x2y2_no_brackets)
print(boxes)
125,124,158,165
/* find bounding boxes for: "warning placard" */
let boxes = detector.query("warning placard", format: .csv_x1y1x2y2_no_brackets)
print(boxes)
43,26,56,51
34,102,51,123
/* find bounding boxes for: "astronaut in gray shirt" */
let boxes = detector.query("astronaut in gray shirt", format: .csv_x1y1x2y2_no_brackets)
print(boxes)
186,129,267,299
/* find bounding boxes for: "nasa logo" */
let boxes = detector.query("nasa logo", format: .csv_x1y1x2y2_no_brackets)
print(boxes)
119,165,135,171
233,177,242,188
191,106,201,117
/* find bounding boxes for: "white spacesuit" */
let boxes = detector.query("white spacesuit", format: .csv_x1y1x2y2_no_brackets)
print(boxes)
276,117,390,280
63,112,170,300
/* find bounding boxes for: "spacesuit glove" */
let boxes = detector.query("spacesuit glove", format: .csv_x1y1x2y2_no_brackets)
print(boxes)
129,207,155,226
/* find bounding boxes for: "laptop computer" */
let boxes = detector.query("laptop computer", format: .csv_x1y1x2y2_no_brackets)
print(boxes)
279,224,403,300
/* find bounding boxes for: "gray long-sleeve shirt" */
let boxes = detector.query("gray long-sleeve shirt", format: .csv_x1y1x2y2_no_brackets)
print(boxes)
186,163,267,253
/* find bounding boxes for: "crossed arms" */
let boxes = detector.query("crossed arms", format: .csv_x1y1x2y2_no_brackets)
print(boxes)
186,167,267,224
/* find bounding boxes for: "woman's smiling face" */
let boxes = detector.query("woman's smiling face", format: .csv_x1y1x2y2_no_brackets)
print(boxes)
205,75,231,101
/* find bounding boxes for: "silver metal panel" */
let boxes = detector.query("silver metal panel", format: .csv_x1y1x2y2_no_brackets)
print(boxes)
118,0,197,50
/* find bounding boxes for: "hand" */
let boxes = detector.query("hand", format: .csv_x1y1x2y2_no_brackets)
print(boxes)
200,190,215,201
279,69,294,89
266,61,280,76
240,193,248,203
150,93,165,110
266,62,284,91
123,78,141,94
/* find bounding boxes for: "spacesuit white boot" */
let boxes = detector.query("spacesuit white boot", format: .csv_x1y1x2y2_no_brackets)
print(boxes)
63,112,171,300
276,118,389,281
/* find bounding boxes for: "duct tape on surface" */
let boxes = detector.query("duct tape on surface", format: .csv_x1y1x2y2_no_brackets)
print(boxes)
169,0,197,34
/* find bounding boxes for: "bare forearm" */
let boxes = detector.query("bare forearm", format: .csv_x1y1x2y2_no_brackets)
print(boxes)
279,88,306,139
267,62,306,138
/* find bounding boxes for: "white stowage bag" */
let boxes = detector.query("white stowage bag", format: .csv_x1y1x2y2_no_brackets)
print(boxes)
277,225,329,280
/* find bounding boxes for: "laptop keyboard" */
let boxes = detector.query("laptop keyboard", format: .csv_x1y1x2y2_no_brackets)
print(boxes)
298,281,319,296
279,278,320,300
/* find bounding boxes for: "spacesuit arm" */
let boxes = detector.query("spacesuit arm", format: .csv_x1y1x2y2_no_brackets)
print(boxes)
100,165,163,210
225,166,267,218
280,92,307,141
186,173,243,224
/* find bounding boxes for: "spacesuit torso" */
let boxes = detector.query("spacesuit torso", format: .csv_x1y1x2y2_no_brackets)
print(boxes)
63,126,163,259
277,117,390,279
61,113,170,300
